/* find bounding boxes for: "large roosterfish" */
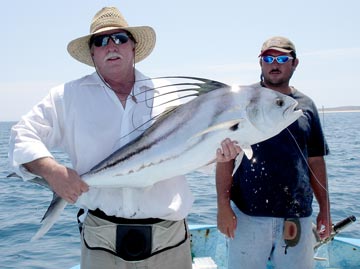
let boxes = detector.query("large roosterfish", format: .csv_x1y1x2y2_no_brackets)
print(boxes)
11,77,303,240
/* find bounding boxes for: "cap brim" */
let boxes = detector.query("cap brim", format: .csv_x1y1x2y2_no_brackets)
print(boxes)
259,47,293,57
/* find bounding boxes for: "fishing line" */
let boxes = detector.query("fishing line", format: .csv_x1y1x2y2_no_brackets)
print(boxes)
321,106,327,155
319,106,332,233
285,128,329,194
286,127,331,233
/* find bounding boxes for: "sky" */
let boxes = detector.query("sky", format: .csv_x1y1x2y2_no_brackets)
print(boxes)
1,0,360,121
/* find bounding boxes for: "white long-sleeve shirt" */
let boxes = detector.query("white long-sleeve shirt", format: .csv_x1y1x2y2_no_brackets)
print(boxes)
8,70,194,220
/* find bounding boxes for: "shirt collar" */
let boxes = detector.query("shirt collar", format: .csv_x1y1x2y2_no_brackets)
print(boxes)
81,69,154,92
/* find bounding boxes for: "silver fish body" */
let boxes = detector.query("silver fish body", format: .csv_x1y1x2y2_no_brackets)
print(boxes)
82,83,302,188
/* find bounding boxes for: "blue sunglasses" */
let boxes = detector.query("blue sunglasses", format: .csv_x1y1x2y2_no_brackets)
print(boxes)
262,55,294,64
90,32,133,47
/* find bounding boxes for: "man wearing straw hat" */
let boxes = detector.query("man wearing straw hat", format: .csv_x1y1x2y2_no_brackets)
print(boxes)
9,6,239,269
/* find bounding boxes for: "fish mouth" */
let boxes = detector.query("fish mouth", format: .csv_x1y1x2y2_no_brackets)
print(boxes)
283,101,301,118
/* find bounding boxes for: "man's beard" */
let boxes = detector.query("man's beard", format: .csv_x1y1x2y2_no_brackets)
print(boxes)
262,70,294,87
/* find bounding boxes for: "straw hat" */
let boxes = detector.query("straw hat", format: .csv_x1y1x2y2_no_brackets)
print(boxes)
67,7,156,66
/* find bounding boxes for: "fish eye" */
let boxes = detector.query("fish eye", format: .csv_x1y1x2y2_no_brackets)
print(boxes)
276,98,284,107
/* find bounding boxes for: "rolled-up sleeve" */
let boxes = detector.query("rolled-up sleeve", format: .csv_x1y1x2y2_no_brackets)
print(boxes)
8,85,65,179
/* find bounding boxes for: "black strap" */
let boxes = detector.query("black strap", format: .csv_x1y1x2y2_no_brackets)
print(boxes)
77,208,85,233
88,208,163,224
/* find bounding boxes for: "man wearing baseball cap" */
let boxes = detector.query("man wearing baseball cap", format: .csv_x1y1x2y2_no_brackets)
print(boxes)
216,36,332,268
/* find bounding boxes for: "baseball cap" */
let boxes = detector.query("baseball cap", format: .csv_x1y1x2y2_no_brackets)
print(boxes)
259,36,296,56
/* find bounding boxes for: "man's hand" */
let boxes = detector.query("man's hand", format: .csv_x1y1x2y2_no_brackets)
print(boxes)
46,164,89,204
24,157,89,204
316,210,332,240
217,138,242,162
217,203,237,238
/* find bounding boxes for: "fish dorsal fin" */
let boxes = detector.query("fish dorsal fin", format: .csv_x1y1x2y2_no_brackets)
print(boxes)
108,77,230,144
190,119,245,140
151,76,230,98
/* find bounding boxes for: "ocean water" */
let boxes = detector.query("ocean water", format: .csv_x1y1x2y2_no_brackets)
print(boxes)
0,112,359,269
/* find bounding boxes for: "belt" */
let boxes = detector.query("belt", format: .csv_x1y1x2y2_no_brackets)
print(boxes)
88,208,163,225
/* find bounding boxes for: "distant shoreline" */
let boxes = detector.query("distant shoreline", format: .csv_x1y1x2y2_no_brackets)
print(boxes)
318,106,360,113
319,110,360,113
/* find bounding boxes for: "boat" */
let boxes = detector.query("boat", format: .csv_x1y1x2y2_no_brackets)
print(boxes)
70,216,359,269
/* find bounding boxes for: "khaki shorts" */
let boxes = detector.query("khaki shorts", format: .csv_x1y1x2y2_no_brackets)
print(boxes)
80,213,192,269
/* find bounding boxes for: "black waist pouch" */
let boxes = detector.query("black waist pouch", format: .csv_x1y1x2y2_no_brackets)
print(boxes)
116,225,152,261
83,223,153,261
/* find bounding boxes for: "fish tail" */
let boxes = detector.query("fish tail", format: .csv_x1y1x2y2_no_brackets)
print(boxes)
31,194,67,241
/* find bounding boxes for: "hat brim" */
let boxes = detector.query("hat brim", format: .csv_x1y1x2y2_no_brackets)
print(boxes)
67,26,156,66
259,47,293,57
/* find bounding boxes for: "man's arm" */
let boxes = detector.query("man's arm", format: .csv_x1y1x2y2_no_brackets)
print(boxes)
215,138,241,238
309,156,332,239
216,160,237,238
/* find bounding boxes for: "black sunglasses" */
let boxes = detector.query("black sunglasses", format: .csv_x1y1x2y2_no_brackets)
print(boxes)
90,32,134,47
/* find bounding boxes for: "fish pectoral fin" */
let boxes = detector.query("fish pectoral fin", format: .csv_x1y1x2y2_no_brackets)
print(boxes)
242,145,253,159
232,151,245,176
7,173,52,190
190,119,244,140
6,172,22,178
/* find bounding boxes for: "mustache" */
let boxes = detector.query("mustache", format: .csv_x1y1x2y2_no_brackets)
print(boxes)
270,68,280,73
104,52,123,61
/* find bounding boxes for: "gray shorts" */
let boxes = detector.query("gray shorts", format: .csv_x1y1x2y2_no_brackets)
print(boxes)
80,213,192,269
228,205,314,269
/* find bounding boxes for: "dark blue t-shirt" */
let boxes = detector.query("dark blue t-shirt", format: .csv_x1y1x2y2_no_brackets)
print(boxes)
231,85,329,218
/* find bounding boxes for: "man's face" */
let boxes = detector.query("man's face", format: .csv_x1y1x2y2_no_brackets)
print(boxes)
90,30,135,79
260,49,298,87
